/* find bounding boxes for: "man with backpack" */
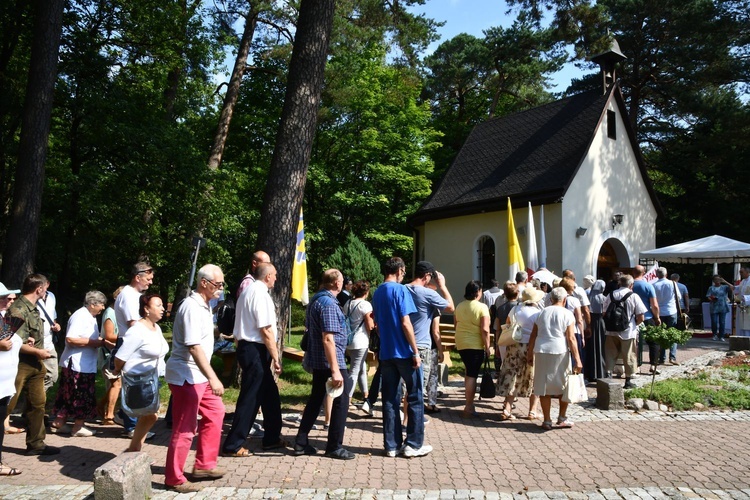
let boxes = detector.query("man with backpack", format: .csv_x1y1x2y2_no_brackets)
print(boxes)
602,274,647,389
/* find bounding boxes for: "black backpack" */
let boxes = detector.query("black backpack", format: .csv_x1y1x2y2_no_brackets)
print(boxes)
603,291,633,332
216,296,236,335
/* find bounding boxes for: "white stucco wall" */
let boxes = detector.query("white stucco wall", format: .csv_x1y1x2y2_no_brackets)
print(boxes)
416,94,657,295
561,98,657,279
420,205,563,302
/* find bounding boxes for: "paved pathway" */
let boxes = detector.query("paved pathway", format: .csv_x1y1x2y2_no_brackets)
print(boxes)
1,336,749,499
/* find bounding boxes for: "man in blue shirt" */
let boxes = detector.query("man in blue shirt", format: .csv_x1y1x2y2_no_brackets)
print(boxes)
632,265,661,371
372,257,431,458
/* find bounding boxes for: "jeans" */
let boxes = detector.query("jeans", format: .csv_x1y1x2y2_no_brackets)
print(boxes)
222,341,282,452
346,347,369,398
165,382,225,486
659,315,678,362
381,357,424,452
296,368,351,453
711,311,727,339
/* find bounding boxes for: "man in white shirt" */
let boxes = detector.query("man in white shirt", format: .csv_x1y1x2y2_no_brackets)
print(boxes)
113,262,154,436
36,287,61,393
602,274,647,389
652,267,681,365
164,264,226,493
222,263,285,457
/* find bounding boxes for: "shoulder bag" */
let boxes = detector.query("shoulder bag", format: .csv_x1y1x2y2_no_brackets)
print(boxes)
120,368,160,417
496,308,521,347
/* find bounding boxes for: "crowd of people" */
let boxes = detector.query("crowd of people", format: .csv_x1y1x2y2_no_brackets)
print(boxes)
1,256,748,490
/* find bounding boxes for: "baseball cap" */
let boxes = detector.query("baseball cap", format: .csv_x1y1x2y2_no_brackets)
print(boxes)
0,282,21,297
415,261,436,278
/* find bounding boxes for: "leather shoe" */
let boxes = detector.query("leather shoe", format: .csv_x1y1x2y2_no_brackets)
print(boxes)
26,446,60,456
324,448,355,460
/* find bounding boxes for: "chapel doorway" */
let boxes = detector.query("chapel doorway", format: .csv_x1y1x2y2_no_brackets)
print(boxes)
596,238,629,281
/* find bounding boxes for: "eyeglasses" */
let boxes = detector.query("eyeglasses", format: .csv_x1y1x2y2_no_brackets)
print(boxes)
204,278,225,289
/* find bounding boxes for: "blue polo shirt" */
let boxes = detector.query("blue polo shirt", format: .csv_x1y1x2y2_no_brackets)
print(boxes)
632,280,656,320
372,281,417,361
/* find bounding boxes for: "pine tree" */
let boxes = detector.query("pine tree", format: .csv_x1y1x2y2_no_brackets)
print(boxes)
325,233,382,287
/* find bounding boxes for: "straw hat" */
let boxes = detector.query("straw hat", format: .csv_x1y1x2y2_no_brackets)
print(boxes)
521,287,545,304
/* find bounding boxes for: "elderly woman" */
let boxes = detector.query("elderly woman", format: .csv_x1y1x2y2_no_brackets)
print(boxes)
51,291,111,437
344,280,374,402
454,280,491,418
497,287,545,421
114,294,169,452
584,280,607,381
707,275,732,341
526,287,582,430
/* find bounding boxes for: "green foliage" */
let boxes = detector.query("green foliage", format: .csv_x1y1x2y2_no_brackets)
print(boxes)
306,41,439,273
640,324,693,350
324,233,382,286
626,365,750,410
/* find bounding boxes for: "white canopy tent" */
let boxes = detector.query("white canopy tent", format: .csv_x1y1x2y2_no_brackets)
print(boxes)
639,235,750,264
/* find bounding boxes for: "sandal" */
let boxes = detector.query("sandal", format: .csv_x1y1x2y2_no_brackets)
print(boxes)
460,410,479,419
499,410,516,421
556,417,574,429
4,426,25,435
526,412,539,420
221,446,252,457
424,405,441,414
541,421,553,431
0,463,21,476
100,418,117,426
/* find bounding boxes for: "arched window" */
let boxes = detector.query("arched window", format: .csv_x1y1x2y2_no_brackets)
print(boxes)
476,235,496,288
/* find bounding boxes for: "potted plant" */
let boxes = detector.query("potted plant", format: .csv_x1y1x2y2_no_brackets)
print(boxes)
639,324,693,398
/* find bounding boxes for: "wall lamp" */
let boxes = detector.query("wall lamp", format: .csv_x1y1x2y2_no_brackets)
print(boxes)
612,214,624,229
576,227,588,237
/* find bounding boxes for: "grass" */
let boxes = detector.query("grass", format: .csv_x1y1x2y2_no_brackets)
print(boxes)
625,358,750,410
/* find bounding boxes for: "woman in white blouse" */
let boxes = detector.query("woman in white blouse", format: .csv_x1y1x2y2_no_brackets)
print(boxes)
0,284,23,475
50,291,111,437
114,294,169,452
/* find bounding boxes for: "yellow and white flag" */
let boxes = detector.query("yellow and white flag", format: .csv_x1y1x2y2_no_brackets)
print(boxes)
507,198,525,280
291,207,309,305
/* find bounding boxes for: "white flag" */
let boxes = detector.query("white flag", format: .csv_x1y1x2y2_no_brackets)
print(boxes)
527,202,538,274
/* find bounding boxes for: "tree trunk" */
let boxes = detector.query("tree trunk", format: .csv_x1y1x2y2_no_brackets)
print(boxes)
256,0,335,350
1,0,64,286
208,5,259,170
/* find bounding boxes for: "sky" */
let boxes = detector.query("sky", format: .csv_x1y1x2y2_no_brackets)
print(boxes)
409,0,583,92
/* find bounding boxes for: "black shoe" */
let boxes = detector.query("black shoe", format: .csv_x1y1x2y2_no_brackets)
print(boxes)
623,379,636,389
27,445,61,456
262,439,290,451
293,443,318,456
324,448,355,460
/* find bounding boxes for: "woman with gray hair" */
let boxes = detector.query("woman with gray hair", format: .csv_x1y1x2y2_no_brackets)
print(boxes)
51,291,113,437
526,287,582,430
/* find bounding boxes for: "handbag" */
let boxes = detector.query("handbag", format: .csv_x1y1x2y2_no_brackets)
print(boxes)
479,358,495,399
496,308,521,347
561,373,588,403
120,368,160,417
368,326,380,353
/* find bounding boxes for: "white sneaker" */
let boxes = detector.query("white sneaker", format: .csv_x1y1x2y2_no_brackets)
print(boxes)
72,426,96,437
361,401,373,416
423,416,430,425
402,444,432,458
385,445,405,457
